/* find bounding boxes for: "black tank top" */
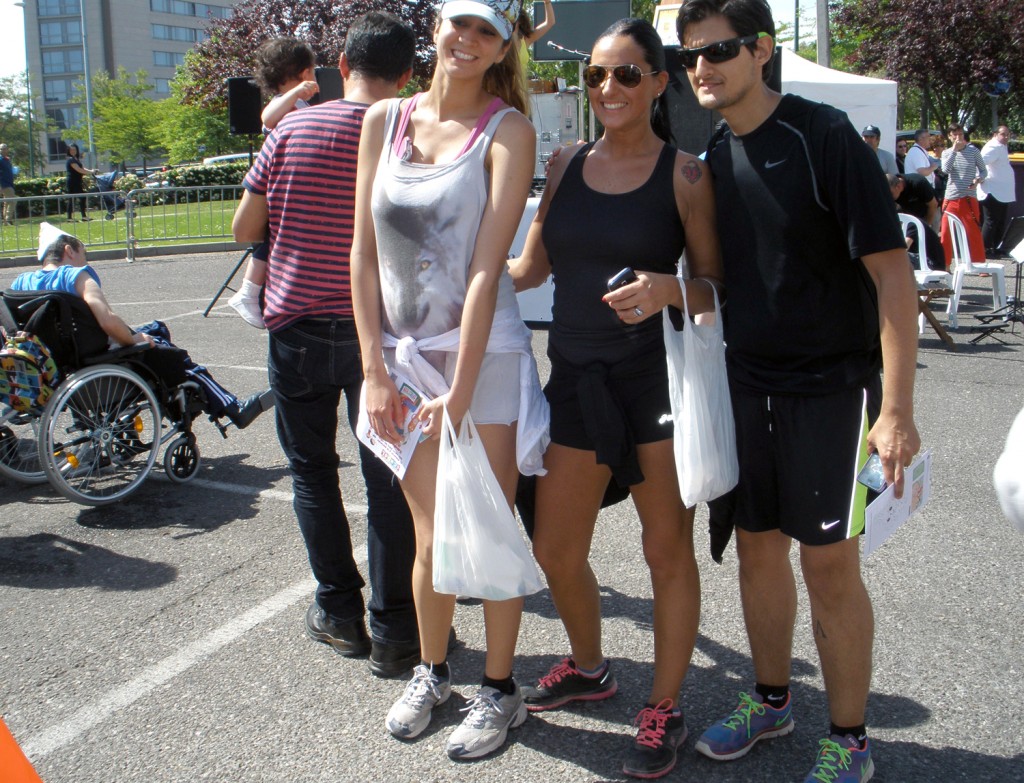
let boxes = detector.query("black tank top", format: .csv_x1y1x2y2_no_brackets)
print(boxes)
543,142,686,367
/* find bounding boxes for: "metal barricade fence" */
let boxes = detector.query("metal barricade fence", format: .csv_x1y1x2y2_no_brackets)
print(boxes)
124,185,244,262
0,185,244,263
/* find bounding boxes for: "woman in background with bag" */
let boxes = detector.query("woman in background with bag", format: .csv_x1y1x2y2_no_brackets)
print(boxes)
351,0,547,763
509,18,723,780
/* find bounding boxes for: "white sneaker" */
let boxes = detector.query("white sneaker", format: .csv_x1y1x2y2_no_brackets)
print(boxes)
386,664,451,739
446,684,527,760
228,291,266,329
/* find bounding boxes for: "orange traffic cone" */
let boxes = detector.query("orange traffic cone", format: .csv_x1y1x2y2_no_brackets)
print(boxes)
0,718,44,782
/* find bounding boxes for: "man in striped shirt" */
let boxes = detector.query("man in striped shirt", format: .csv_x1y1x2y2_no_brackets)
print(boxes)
939,123,987,267
232,13,422,678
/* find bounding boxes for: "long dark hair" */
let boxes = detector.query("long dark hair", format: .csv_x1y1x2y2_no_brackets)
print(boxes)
594,18,673,144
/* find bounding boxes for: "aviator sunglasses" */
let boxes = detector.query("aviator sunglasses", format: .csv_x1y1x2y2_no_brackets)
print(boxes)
678,32,768,69
582,63,661,89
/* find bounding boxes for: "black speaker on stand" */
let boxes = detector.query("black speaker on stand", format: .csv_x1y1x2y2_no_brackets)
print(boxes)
206,77,264,319
310,67,344,104
226,76,262,166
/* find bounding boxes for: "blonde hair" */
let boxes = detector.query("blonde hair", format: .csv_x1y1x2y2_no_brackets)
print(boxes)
434,9,529,115
483,21,528,115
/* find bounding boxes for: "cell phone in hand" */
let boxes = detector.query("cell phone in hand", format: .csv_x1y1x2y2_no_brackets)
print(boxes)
607,266,638,292
856,452,887,493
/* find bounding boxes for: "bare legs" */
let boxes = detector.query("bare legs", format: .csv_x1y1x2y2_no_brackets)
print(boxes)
400,421,522,677
735,528,873,726
532,440,700,707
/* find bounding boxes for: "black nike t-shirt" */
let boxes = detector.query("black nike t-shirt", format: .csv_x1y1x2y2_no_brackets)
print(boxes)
706,94,905,395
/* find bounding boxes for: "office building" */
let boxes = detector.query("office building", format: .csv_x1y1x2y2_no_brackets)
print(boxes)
23,0,241,173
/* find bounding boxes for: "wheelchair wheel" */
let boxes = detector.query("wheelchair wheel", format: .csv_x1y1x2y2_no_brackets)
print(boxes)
164,435,200,483
38,365,161,506
0,408,47,485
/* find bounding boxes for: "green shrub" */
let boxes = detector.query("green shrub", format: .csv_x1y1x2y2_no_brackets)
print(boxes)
163,161,249,188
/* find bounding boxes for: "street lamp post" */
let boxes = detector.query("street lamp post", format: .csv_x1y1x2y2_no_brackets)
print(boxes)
816,0,830,68
78,0,97,169
14,1,34,177
793,1,799,52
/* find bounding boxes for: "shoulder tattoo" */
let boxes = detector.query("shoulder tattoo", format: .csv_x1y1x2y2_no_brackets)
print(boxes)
681,160,702,185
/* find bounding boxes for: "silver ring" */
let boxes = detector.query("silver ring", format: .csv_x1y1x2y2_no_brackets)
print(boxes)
633,307,644,317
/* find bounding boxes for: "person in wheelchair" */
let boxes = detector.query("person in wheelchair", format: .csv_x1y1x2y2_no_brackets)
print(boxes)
10,223,270,429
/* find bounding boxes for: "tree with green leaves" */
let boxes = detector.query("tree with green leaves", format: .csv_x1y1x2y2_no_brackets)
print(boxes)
0,74,47,178
178,1,437,110
833,0,1024,133
156,74,242,165
70,68,164,168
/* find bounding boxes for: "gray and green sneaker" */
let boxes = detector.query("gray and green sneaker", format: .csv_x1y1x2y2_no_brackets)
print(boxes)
803,735,874,782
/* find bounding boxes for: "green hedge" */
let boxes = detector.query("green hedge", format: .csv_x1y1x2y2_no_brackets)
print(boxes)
161,161,249,188
7,163,246,214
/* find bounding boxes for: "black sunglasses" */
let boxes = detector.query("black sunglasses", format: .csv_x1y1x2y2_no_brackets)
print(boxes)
678,32,768,69
582,63,661,89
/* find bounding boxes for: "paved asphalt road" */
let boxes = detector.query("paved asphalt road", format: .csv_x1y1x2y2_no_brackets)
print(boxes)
1,250,1022,782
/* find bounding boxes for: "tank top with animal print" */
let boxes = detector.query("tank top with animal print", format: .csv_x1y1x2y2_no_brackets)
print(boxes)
371,97,518,349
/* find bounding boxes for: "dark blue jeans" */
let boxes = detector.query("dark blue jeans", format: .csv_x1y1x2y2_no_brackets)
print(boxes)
268,318,417,645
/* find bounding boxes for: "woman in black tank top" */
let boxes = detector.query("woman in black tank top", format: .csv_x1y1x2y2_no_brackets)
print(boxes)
509,18,724,779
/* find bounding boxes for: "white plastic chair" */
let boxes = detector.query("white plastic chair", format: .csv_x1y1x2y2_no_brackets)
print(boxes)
900,214,952,334
945,212,1006,329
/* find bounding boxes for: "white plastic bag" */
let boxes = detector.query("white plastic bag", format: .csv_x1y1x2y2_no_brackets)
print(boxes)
433,406,544,600
664,279,739,507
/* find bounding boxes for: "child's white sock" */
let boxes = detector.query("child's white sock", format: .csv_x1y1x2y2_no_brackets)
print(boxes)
238,279,262,301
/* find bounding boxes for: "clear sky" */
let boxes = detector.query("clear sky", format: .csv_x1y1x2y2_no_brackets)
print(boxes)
0,1,818,80
0,1,26,79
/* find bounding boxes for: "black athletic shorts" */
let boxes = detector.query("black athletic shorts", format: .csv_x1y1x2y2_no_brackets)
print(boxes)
545,345,673,450
717,376,881,546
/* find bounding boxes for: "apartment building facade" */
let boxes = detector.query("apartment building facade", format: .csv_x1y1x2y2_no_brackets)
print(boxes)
22,0,240,173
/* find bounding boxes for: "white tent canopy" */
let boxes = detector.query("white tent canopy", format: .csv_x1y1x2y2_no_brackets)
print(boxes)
780,48,899,154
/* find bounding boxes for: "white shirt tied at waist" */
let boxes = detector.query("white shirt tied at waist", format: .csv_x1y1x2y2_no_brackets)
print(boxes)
383,306,550,476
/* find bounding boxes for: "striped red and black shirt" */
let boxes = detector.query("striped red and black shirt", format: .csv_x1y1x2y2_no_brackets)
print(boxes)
243,99,368,332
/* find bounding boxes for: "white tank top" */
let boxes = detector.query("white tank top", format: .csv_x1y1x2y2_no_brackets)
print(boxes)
370,97,518,343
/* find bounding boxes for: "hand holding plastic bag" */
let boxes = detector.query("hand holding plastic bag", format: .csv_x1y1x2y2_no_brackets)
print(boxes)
664,279,739,507
432,405,544,600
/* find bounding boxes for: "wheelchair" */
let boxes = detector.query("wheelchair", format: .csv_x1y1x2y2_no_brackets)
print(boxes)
1,289,229,506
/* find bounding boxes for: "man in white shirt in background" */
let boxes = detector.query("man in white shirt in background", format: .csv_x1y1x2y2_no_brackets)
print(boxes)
905,128,939,185
978,126,1017,258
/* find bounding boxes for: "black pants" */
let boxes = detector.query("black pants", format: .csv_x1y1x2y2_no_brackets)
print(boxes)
65,190,87,219
981,195,1010,251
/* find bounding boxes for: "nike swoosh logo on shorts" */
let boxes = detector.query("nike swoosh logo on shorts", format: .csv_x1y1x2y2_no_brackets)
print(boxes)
820,519,842,531
764,159,786,169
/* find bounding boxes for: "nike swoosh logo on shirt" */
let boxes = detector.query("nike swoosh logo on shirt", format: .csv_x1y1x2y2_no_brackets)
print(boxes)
764,159,786,169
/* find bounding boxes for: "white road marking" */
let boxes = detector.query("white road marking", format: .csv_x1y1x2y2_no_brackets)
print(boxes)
115,298,210,307
18,433,371,760
23,575,320,759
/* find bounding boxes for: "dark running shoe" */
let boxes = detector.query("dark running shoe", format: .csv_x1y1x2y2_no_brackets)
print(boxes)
522,657,617,712
369,626,457,679
622,700,688,779
227,389,274,430
304,602,370,657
